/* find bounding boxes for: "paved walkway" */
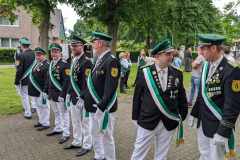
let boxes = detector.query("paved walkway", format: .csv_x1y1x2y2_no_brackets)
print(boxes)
0,88,240,160
0,65,14,68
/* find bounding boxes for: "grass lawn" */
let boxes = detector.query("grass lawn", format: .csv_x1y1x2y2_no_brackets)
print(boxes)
0,64,192,115
0,62,14,65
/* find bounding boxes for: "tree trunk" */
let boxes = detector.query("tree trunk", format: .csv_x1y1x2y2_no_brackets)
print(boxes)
183,35,189,69
39,10,50,60
107,18,119,56
146,35,150,50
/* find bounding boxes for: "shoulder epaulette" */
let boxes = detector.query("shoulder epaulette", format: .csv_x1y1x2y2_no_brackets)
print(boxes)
62,60,67,63
227,61,238,68
173,66,183,72
111,54,116,59
85,57,89,60
140,64,150,69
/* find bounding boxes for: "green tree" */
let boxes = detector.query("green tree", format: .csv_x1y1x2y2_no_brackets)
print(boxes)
0,0,66,59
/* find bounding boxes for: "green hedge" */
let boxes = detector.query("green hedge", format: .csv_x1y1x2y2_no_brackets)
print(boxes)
0,48,17,62
192,51,198,60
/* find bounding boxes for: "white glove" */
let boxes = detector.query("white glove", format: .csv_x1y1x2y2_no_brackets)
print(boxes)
42,93,48,99
93,104,103,120
188,115,196,128
132,120,138,127
212,133,228,145
76,97,84,109
15,85,20,93
66,94,70,102
58,96,64,102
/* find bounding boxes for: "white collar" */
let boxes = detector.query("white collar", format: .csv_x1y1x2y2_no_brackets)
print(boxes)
23,48,30,52
38,58,46,64
210,55,223,67
54,57,61,64
76,52,85,60
98,50,110,60
155,63,168,73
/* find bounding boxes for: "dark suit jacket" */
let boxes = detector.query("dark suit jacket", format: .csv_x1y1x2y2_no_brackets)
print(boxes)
68,53,93,105
190,57,240,138
82,51,120,113
15,49,35,86
132,64,188,131
43,58,70,102
28,59,49,97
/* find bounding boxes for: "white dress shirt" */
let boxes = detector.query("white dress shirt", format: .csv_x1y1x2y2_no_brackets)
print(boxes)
155,63,168,91
207,55,223,82
120,58,129,69
225,55,235,62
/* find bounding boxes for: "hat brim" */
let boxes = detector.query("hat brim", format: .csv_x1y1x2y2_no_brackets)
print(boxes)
197,45,204,48
50,47,61,51
165,48,174,53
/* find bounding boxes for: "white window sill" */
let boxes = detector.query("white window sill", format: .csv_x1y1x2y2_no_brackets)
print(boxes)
0,25,19,27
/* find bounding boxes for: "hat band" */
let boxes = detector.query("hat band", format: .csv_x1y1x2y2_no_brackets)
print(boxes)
50,47,61,51
199,43,211,45
158,47,173,54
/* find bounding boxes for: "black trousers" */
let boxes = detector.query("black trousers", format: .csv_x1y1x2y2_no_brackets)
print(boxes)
124,70,130,87
120,72,127,92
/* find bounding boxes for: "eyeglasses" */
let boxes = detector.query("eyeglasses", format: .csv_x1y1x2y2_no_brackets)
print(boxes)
70,45,83,48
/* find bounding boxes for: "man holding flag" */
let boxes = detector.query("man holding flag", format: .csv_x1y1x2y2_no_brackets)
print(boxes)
189,34,240,160
43,43,70,144
28,47,50,131
82,31,120,160
14,38,36,119
131,39,188,160
63,35,93,156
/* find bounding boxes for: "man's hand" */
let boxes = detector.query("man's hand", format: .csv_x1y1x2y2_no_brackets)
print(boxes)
58,96,64,102
76,97,84,109
93,104,103,120
212,133,228,145
132,120,138,127
43,93,48,99
188,115,196,128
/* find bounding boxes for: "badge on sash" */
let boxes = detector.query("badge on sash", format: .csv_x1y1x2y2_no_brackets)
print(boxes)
65,69,70,75
85,69,90,76
152,71,156,75
111,68,118,77
232,80,240,92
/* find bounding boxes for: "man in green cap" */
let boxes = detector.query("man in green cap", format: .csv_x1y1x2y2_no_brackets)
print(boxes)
131,39,188,160
81,31,120,160
189,34,240,160
63,35,93,156
15,38,37,119
28,47,50,131
43,43,71,144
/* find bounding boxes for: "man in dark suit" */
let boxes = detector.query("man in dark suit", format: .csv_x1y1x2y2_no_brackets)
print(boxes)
63,35,93,156
15,38,36,119
43,43,70,144
131,39,188,160
188,34,240,160
28,47,50,131
82,31,120,160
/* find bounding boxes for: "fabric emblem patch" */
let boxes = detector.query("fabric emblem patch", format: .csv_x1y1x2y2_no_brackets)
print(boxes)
17,60,20,66
47,71,49,75
65,69,70,75
85,69,90,76
232,80,240,92
111,68,118,77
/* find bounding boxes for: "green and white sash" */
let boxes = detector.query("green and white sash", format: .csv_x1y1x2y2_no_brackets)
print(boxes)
87,70,117,136
49,61,70,110
17,59,37,95
29,64,46,107
143,67,184,147
70,57,89,122
202,62,235,158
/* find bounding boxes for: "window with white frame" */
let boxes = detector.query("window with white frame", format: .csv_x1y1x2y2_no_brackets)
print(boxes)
0,38,19,48
0,16,19,26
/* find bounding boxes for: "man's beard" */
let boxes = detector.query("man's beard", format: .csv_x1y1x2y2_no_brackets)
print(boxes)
93,48,100,55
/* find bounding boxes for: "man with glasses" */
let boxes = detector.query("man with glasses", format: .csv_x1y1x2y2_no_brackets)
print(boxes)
63,35,93,157
43,43,71,144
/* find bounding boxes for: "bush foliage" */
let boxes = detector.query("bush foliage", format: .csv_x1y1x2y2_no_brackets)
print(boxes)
0,48,17,62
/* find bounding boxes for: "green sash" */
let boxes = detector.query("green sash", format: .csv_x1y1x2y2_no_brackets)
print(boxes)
70,57,89,121
29,64,46,107
49,61,70,110
202,62,235,158
87,70,117,136
143,67,184,147
17,59,37,95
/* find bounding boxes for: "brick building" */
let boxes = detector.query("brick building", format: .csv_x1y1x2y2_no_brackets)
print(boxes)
0,6,66,48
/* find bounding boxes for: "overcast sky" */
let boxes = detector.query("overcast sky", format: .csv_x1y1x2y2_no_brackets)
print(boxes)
57,0,240,32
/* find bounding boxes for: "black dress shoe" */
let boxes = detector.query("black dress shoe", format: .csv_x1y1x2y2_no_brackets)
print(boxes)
46,131,62,136
125,86,130,89
63,144,81,150
24,116,32,119
34,123,42,127
19,107,25,111
130,84,136,87
76,148,90,156
59,136,70,144
31,108,36,113
120,90,126,94
37,126,50,131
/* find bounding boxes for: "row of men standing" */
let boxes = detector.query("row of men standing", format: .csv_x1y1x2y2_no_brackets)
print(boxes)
14,32,120,160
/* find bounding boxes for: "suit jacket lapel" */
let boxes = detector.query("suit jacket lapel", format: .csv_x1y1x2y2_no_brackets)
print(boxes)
91,51,110,75
150,65,163,92
165,66,175,92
